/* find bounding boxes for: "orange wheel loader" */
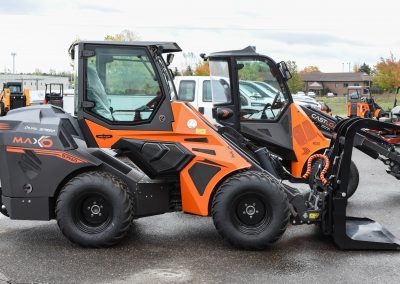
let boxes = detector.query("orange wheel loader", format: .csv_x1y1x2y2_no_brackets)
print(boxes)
0,41,399,250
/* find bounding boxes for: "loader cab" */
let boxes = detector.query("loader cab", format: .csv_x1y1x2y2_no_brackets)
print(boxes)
69,41,181,147
45,83,64,108
4,82,23,95
208,47,295,158
208,46,329,176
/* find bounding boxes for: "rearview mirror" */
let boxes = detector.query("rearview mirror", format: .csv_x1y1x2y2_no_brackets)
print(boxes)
278,61,292,81
166,54,174,66
213,107,233,120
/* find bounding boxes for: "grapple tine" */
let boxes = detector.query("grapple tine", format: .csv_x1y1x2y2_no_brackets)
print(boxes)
325,118,400,250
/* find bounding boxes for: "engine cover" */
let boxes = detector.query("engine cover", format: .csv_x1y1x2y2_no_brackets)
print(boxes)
0,105,100,219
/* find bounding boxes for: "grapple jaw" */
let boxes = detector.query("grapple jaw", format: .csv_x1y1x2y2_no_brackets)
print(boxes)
324,117,400,250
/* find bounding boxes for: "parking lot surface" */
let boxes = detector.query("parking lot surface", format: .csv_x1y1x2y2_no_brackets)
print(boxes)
0,149,400,283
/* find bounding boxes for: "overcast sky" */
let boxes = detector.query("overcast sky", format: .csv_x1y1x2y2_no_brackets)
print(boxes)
0,0,399,73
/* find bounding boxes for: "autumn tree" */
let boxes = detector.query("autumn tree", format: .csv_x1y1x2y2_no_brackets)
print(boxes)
301,66,320,73
104,30,139,41
373,53,400,90
286,61,304,93
194,62,210,76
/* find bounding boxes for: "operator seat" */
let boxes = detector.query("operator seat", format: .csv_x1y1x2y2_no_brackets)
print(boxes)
87,66,113,120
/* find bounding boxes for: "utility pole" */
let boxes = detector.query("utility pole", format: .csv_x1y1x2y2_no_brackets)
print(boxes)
11,52,16,74
348,62,351,72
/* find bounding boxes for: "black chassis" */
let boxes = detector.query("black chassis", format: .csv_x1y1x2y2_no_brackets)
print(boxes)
0,105,177,220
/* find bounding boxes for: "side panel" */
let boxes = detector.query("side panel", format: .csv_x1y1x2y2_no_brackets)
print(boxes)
85,102,252,215
290,104,330,177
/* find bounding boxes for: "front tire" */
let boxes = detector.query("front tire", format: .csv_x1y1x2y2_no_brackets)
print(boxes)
211,171,289,250
56,171,134,247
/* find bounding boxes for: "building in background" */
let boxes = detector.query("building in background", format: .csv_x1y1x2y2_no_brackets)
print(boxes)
0,74,69,91
300,72,371,96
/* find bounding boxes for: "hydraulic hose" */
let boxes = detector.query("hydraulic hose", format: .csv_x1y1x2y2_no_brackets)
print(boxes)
302,154,330,185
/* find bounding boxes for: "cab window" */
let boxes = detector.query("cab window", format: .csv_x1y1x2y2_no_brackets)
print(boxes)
85,47,163,122
202,80,212,102
237,58,288,121
178,80,195,102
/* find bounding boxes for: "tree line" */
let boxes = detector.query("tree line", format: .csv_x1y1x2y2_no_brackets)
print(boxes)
35,29,400,95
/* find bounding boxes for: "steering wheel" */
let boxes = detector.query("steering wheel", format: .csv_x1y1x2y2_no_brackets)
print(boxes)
261,93,280,119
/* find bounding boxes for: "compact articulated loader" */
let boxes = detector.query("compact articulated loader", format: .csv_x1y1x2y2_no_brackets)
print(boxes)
0,82,30,116
0,41,399,250
347,86,385,119
44,83,64,108
205,47,359,197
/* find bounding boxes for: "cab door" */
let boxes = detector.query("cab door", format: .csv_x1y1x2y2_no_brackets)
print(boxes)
210,56,295,159
75,43,174,148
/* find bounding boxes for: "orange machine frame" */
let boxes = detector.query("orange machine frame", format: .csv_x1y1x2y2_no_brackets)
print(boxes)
85,102,252,216
290,104,330,177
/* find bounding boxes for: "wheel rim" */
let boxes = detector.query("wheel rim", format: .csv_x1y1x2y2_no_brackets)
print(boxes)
232,193,271,235
73,193,112,234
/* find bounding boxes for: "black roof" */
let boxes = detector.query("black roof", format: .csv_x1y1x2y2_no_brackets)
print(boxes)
69,41,181,55
207,46,278,65
3,82,22,86
300,72,371,82
208,46,260,58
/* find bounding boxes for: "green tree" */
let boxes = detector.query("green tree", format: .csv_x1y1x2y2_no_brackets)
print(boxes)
182,65,193,76
104,30,139,41
359,63,371,75
173,67,181,76
286,61,304,93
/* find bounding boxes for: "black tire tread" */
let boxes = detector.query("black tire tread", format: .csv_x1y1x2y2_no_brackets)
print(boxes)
212,171,290,250
56,171,134,247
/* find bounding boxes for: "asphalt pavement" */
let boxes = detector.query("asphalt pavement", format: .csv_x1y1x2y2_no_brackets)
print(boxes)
0,149,400,283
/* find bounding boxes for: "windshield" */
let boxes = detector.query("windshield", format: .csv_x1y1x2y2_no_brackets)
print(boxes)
8,85,22,93
209,60,231,103
84,46,165,122
237,58,289,120
47,84,62,95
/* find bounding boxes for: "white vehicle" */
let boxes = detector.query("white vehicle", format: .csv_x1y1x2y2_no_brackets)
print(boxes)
173,76,274,123
292,94,321,110
327,92,335,97
307,91,316,97
296,91,306,96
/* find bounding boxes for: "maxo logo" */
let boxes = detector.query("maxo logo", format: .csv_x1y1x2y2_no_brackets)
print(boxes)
12,136,54,148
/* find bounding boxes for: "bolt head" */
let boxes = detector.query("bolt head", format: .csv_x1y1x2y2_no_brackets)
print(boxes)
341,192,347,197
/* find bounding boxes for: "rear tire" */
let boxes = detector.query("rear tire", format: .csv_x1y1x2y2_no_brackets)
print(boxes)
56,171,134,247
309,160,359,198
211,171,289,250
